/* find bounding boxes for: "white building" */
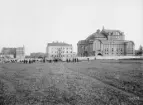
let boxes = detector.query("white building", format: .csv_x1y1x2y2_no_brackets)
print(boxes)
46,42,76,61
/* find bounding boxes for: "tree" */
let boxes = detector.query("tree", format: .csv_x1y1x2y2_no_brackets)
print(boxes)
136,45,143,56
139,45,143,52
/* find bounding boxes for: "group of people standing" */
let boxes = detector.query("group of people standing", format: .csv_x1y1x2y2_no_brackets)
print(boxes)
47,58,79,63
20,59,35,64
19,58,46,64
66,58,79,62
1,58,80,64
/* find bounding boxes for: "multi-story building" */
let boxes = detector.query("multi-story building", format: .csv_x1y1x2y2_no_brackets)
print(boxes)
46,42,76,61
1,47,16,58
1,46,25,59
77,27,135,57
16,46,25,59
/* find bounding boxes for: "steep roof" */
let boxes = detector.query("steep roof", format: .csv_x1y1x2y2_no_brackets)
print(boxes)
101,28,123,36
86,32,107,40
48,42,72,46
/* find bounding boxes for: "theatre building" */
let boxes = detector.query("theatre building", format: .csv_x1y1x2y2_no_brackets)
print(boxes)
77,27,135,57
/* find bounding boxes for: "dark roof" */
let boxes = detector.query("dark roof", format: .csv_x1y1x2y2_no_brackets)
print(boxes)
124,40,135,45
77,40,89,45
48,42,72,46
101,28,123,35
86,32,107,40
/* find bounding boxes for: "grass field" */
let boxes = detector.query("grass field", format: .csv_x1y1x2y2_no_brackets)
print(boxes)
0,60,143,105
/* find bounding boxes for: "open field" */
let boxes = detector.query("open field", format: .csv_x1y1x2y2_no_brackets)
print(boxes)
0,60,143,105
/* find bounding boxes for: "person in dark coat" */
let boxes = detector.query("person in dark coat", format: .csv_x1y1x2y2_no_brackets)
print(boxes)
77,58,79,62
29,60,31,64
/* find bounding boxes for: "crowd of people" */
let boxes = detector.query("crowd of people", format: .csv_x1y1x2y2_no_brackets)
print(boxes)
0,58,80,64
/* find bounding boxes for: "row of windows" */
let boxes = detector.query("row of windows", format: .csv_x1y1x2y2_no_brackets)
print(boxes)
51,55,73,57
104,48,123,51
51,51,72,53
104,52,123,55
51,47,72,50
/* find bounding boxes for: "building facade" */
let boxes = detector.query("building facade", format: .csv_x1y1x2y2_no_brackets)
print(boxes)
46,42,76,61
30,52,46,58
16,47,25,59
1,46,25,59
1,48,16,58
77,27,135,57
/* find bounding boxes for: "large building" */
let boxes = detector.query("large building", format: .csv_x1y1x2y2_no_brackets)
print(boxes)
16,46,25,59
1,47,16,58
46,42,76,60
77,27,135,57
1,46,25,59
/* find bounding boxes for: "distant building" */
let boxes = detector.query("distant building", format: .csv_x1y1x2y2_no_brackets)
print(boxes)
16,47,25,59
77,27,135,57
1,47,16,58
1,46,25,59
30,52,46,58
46,42,76,60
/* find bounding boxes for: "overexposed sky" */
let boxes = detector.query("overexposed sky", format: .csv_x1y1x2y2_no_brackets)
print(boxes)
0,0,143,55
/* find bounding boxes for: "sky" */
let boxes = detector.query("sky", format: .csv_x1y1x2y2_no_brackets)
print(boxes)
0,0,143,55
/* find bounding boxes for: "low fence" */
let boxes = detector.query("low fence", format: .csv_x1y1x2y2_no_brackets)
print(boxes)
77,56,143,61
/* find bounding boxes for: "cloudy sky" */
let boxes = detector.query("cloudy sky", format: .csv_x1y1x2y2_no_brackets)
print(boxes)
0,0,142,55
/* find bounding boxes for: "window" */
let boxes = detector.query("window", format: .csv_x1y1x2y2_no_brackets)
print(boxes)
107,48,108,51
112,48,114,51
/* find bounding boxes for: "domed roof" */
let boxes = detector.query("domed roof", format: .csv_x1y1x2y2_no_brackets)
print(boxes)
86,32,107,41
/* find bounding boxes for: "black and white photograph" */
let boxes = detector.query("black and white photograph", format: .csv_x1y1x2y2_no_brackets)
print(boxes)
0,0,143,104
